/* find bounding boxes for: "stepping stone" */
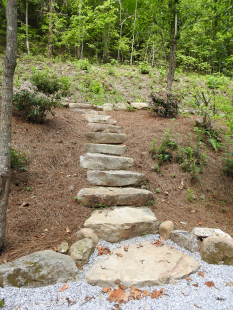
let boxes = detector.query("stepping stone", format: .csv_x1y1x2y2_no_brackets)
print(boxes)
191,227,232,239
89,123,121,133
87,170,147,186
86,132,127,144
130,102,148,110
85,114,117,124
80,153,134,170
69,103,102,111
85,144,127,156
84,206,159,242
77,187,153,207
70,109,99,115
86,241,201,288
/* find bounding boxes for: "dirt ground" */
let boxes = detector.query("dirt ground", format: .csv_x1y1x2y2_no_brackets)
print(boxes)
1,107,233,264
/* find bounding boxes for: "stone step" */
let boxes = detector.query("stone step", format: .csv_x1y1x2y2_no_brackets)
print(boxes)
80,153,134,170
86,132,127,144
85,114,117,124
69,103,102,111
87,170,147,186
85,144,127,156
84,206,159,242
70,109,99,115
88,123,121,133
86,241,201,288
77,187,153,207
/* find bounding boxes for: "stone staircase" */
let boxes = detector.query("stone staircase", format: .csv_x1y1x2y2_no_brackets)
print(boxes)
77,112,159,242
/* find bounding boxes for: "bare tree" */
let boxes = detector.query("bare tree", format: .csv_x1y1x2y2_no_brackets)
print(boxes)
26,0,30,54
0,0,17,250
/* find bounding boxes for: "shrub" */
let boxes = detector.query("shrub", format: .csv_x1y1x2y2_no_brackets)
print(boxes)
11,148,28,169
13,87,58,123
150,93,179,118
77,59,90,70
138,61,150,74
31,67,70,97
222,136,233,177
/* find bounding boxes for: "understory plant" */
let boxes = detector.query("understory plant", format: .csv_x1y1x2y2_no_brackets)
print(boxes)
150,93,179,118
11,148,28,169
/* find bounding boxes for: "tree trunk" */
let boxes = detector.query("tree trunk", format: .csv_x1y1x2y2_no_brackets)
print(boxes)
167,9,177,94
130,0,137,66
102,25,109,63
117,0,122,63
26,1,30,54
48,0,53,58
0,0,17,251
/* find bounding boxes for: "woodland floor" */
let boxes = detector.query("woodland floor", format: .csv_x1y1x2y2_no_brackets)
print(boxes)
0,107,233,265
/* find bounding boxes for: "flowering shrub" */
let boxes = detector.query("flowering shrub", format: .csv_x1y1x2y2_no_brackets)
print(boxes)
150,93,179,118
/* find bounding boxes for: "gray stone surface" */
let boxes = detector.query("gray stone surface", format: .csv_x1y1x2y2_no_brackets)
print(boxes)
76,228,99,244
84,207,159,242
69,103,102,110
200,236,233,265
0,250,80,288
88,123,121,133
114,102,128,111
69,238,95,266
87,170,147,186
85,114,117,124
80,153,134,170
192,227,232,239
159,221,174,240
86,132,127,144
77,187,153,207
57,241,69,254
130,102,148,110
86,241,201,287
102,103,114,111
171,230,198,253
69,108,99,115
85,144,127,156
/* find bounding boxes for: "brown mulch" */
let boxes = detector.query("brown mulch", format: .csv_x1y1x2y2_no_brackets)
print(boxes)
1,108,233,264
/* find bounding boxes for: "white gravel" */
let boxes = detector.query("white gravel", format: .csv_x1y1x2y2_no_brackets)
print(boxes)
1,234,233,310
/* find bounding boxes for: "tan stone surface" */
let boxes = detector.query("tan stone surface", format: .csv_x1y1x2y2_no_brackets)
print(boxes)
84,206,159,242
102,103,114,111
114,102,128,111
69,103,102,110
130,102,148,110
77,187,153,206
86,132,127,144
85,144,127,156
85,114,117,124
69,238,95,266
192,227,232,239
159,221,174,240
80,153,134,170
76,228,99,244
87,170,147,186
200,236,233,265
86,242,201,287
88,123,121,133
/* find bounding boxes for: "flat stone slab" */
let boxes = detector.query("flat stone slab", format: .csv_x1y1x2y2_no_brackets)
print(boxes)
77,187,153,207
80,153,134,170
85,144,127,156
85,114,117,124
70,108,99,115
87,170,147,186
84,207,159,242
192,227,232,239
86,132,127,144
0,250,80,288
88,123,121,133
130,102,148,110
69,103,102,111
86,241,201,287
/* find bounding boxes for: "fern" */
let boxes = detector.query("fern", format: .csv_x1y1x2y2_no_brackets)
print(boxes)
208,138,221,152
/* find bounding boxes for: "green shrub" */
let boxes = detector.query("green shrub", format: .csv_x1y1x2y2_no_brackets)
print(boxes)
222,136,233,177
77,59,90,70
13,90,58,123
150,94,179,118
206,75,229,89
31,67,70,97
11,148,28,169
90,81,104,94
138,61,150,74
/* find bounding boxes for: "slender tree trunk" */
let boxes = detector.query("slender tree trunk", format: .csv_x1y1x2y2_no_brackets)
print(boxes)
48,0,53,57
26,1,30,54
167,8,177,94
0,0,17,251
130,0,137,66
102,26,109,63
117,0,122,63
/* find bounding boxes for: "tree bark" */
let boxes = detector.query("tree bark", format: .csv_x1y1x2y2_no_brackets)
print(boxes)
48,0,53,57
130,0,137,66
0,0,17,251
26,0,30,54
167,8,177,94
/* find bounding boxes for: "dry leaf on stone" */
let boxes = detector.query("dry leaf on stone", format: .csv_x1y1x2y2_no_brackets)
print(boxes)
194,304,202,308
115,253,123,257
151,288,163,299
186,277,191,282
142,290,151,298
226,282,233,286
192,283,199,287
198,222,203,226
59,284,69,292
66,227,72,233
78,265,83,270
124,246,129,252
130,286,142,300
119,284,128,290
152,236,163,247
102,287,111,293
108,288,129,303
19,202,29,208
198,271,204,278
114,279,121,284
97,245,111,256
205,281,214,288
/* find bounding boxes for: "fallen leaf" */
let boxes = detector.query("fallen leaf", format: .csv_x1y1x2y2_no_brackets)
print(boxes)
66,227,72,233
115,253,123,257
165,191,169,195
114,279,121,284
97,245,111,256
194,304,202,308
226,282,233,286
151,288,163,299
130,286,143,300
119,284,128,290
205,281,214,288
19,202,29,208
108,288,129,303
198,271,204,278
186,277,191,282
102,287,111,293
40,235,46,240
77,265,83,271
198,221,203,226
174,222,178,225
142,290,151,298
59,284,69,292
124,245,129,252
192,283,199,287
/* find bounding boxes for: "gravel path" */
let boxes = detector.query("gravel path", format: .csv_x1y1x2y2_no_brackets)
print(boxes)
1,234,233,310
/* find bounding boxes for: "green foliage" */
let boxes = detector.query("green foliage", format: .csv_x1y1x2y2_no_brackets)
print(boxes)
11,148,28,170
77,59,90,70
90,81,104,94
222,136,233,177
13,90,58,123
206,75,229,89
31,67,70,97
138,62,150,74
187,189,194,202
193,127,223,152
150,94,179,118
0,298,4,308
